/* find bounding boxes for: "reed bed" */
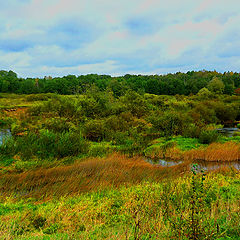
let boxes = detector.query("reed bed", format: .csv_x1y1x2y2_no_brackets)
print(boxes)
147,141,240,162
184,142,240,161
0,153,189,199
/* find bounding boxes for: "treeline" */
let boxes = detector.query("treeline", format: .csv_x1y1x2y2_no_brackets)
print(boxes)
0,70,240,95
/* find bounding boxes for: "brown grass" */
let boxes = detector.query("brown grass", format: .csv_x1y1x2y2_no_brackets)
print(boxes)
0,153,189,199
184,142,240,162
3,107,28,118
148,142,240,162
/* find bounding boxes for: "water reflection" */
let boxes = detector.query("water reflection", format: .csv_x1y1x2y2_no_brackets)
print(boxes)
0,129,11,145
147,158,183,167
216,128,240,137
194,160,240,171
146,158,240,171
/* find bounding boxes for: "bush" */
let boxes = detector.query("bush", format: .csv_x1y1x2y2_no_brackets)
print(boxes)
43,117,76,132
28,96,80,119
26,94,50,102
88,142,113,157
0,118,13,126
183,124,201,138
56,131,89,158
2,130,89,159
149,111,191,137
199,130,219,144
84,119,106,141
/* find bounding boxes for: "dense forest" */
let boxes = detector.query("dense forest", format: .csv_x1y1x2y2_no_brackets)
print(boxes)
1,69,240,96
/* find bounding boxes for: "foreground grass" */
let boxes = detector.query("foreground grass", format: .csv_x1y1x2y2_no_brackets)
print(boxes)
0,154,188,198
0,168,239,239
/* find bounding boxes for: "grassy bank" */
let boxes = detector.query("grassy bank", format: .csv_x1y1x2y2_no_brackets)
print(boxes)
0,168,239,239
144,136,240,161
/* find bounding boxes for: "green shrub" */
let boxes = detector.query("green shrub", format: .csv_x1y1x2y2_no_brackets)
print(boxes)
43,117,76,132
148,110,191,137
199,130,219,144
183,124,201,138
84,119,106,141
26,94,50,102
0,137,16,156
0,119,11,126
88,142,113,157
1,130,89,160
56,131,89,158
28,96,80,119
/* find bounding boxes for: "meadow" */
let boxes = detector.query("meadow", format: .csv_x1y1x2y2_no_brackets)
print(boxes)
0,79,240,239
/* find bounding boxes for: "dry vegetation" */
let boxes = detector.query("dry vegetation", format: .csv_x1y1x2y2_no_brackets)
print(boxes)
0,154,189,199
148,142,240,162
185,142,240,161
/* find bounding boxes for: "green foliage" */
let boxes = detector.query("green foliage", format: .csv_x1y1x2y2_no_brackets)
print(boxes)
207,77,225,94
0,130,89,159
1,70,240,96
144,136,205,157
26,93,51,102
88,142,114,157
84,119,106,142
11,122,26,136
183,123,201,138
197,87,213,99
43,117,76,133
199,130,219,144
148,110,191,137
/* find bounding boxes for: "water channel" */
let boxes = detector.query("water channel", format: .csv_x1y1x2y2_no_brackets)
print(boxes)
0,129,11,145
146,127,240,171
216,127,240,137
146,158,240,171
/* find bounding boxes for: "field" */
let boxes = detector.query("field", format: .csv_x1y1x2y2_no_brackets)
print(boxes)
0,91,240,239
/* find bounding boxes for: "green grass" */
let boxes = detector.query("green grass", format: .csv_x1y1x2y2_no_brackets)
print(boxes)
218,136,240,144
88,141,115,157
144,136,207,157
0,171,239,239
172,136,206,150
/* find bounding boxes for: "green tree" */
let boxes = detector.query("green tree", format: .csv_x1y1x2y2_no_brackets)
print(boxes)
207,77,224,94
197,87,212,99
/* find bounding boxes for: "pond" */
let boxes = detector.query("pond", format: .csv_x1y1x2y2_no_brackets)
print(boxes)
0,129,12,145
146,158,240,171
216,128,240,137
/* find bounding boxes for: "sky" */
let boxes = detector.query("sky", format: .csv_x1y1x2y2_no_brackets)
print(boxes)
1,0,240,78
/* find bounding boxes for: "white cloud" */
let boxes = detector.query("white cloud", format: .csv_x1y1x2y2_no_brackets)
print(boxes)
15,60,119,77
1,0,240,77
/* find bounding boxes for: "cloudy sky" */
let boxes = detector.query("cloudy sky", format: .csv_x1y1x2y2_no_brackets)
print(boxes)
1,0,240,77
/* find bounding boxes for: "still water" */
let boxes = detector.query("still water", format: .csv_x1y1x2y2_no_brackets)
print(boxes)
0,129,11,145
146,158,240,171
216,128,240,137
